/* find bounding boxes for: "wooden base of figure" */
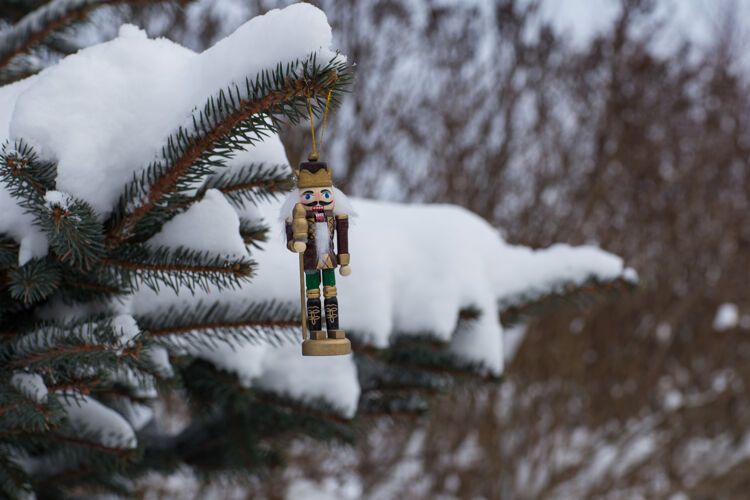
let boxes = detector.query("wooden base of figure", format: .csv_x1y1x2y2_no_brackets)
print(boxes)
302,335,351,356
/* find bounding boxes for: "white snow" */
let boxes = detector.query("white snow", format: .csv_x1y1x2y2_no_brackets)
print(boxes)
0,193,47,265
623,266,639,283
192,341,268,387
223,132,287,171
449,297,503,374
198,4,337,106
496,243,630,307
147,189,248,260
131,188,631,412
287,478,355,500
0,75,48,264
251,198,628,375
43,190,73,209
713,302,739,331
10,372,48,403
111,314,140,347
255,343,359,416
0,2,336,260
8,3,339,218
131,300,361,417
114,401,154,432
0,76,37,141
57,393,137,449
503,323,528,364
142,345,173,378
11,25,195,218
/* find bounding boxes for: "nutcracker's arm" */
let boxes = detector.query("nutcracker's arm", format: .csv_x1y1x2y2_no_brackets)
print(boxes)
285,219,295,251
336,214,350,275
287,203,308,253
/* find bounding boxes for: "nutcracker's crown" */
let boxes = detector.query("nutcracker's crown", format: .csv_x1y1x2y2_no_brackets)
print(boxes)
295,160,332,188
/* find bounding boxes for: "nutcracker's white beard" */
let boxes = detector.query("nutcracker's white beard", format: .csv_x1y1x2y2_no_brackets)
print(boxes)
314,221,330,259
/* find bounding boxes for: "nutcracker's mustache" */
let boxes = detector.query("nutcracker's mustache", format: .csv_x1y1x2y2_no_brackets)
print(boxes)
304,200,333,207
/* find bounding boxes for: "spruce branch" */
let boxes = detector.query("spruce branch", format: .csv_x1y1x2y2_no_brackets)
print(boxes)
0,383,49,420
25,429,139,496
56,265,127,303
0,452,32,498
1,142,106,272
61,278,124,296
34,463,134,496
0,140,56,205
358,392,428,417
196,163,294,209
7,259,61,304
106,55,350,246
239,219,270,249
1,317,144,373
355,350,451,394
146,317,298,338
174,360,354,469
253,392,351,427
376,333,493,379
50,434,136,460
45,378,102,394
6,341,139,371
499,276,638,326
137,299,299,349
0,235,19,269
38,194,106,272
0,380,64,433
0,0,179,79
101,245,254,293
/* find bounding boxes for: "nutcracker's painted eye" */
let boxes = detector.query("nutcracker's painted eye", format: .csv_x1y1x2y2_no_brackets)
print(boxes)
322,190,332,200
303,192,313,201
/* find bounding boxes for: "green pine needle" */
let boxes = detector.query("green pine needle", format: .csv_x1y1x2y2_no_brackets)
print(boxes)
7,259,61,304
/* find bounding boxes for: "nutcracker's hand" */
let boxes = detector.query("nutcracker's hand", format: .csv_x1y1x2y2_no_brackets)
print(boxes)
339,265,351,276
292,241,306,253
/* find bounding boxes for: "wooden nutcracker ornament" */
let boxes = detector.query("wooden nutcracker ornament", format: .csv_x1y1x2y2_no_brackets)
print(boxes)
285,156,352,356
284,82,352,356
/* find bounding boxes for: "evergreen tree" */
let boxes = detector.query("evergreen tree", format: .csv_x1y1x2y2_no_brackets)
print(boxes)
0,2,354,497
0,2,635,498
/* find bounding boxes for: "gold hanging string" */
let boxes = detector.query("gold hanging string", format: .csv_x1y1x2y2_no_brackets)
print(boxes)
305,85,333,160
306,86,317,159
317,87,333,158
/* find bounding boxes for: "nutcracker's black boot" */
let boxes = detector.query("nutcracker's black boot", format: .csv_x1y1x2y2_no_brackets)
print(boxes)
324,286,345,339
301,286,350,356
306,293,324,340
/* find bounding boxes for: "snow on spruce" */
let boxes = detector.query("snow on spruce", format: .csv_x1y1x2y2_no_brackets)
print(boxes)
58,393,137,449
0,2,635,424
147,188,248,260
131,131,634,415
5,2,338,218
10,372,48,403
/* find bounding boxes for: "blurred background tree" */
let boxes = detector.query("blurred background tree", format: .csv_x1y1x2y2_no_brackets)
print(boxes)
228,0,747,497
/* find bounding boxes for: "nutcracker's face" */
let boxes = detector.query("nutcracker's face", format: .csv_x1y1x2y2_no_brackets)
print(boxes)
300,187,335,212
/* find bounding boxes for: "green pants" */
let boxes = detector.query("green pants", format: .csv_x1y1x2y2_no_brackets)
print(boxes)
305,269,336,290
